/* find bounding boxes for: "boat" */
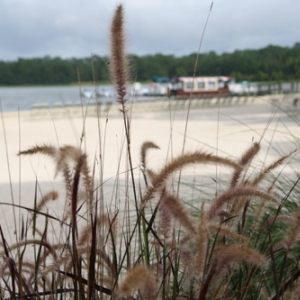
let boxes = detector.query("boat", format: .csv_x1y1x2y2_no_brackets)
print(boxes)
80,82,149,100
228,80,258,95
169,76,231,97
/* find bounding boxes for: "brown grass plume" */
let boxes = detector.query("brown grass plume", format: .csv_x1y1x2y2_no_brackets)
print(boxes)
109,4,128,105
118,266,157,299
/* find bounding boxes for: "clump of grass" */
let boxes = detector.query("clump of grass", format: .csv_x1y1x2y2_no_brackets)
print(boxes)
1,4,300,300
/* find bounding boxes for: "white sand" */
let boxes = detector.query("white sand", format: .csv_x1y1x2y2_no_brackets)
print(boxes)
0,96,299,242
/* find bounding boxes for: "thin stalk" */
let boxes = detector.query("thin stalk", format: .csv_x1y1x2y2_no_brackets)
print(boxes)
32,179,38,236
0,101,18,243
34,217,48,293
141,210,150,266
268,229,280,300
162,241,167,299
122,110,143,259
239,266,259,300
177,2,214,196
87,210,97,299
172,247,180,299
71,155,85,300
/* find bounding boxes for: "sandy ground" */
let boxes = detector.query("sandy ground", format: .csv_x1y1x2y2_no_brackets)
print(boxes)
0,96,299,243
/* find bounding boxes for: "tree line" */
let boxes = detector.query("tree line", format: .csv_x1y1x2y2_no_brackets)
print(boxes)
0,43,299,86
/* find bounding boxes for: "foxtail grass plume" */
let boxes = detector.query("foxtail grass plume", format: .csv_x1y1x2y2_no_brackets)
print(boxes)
282,207,300,250
118,266,157,299
230,142,260,188
249,149,297,187
109,5,129,105
35,190,59,213
140,141,159,170
207,186,279,220
142,151,242,202
159,193,196,235
199,244,267,299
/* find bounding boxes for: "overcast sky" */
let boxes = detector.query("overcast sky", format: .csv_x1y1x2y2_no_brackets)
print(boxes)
0,0,299,61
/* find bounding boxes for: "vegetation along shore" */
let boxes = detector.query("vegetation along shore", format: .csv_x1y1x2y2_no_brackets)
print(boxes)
0,43,299,86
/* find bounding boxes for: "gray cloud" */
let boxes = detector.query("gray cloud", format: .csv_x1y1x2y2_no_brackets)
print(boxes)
0,0,299,60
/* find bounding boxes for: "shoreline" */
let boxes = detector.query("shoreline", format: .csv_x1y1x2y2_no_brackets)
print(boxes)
0,100,299,241
0,93,287,118
1,99,298,184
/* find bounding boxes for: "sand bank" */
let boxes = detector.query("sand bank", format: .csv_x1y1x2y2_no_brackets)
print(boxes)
0,98,299,240
1,97,298,182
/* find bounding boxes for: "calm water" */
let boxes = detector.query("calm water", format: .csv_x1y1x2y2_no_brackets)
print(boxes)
0,85,113,112
1,82,298,112
0,83,155,112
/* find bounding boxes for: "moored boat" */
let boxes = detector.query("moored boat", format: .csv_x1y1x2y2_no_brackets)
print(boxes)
169,76,231,97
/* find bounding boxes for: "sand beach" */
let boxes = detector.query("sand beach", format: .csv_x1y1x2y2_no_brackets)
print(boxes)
0,95,299,242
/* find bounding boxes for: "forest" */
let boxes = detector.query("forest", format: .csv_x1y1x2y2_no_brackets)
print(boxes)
0,43,299,85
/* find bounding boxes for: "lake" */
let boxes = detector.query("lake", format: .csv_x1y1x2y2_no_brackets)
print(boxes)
0,85,114,112
1,82,299,112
